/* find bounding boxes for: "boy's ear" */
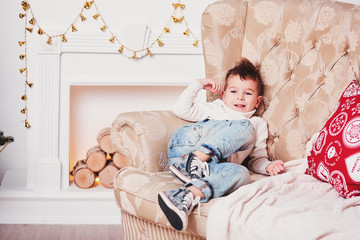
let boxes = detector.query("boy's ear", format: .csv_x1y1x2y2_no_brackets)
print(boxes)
255,96,262,108
221,91,226,100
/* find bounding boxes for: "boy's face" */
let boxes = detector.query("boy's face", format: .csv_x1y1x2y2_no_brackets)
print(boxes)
222,75,262,113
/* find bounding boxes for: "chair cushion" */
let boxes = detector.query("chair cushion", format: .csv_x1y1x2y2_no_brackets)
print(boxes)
307,80,360,198
114,167,218,237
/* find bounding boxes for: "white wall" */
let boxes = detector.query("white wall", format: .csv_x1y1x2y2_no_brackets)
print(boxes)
0,0,358,183
0,0,212,183
0,0,29,181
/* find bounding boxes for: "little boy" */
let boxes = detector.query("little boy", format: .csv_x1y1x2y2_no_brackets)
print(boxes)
158,58,285,231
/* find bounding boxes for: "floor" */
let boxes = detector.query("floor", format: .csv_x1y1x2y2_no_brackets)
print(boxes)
0,224,124,240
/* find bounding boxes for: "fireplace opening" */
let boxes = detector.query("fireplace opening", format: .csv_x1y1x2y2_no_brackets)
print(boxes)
69,85,190,189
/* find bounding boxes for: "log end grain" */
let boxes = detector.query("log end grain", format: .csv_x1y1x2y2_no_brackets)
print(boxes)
99,135,117,154
98,162,119,188
112,152,130,169
86,146,107,172
72,160,96,189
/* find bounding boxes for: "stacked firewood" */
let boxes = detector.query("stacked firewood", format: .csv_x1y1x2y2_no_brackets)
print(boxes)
71,127,130,189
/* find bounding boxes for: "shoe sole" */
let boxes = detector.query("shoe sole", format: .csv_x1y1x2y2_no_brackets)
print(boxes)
158,192,187,231
169,165,191,183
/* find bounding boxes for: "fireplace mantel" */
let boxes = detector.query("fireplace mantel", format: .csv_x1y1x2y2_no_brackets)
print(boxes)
0,30,203,224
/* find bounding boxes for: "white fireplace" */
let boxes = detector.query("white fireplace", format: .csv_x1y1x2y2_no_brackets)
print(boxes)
0,30,204,224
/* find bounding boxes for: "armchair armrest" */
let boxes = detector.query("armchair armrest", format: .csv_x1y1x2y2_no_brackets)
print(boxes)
111,110,190,172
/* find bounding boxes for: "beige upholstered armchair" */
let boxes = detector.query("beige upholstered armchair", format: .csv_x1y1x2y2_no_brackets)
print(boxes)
111,0,360,239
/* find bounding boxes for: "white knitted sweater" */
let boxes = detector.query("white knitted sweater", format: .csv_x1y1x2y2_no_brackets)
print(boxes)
173,80,271,175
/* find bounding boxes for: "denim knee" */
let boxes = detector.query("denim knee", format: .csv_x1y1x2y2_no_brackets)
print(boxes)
227,165,250,194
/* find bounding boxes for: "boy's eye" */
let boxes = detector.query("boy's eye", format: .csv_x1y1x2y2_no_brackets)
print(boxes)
245,92,252,95
230,90,236,93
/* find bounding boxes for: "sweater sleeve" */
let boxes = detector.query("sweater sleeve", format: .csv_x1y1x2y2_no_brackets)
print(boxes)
173,79,213,122
247,118,272,175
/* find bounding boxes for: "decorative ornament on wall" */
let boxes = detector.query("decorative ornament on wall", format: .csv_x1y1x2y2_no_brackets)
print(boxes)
19,1,31,128
18,0,199,128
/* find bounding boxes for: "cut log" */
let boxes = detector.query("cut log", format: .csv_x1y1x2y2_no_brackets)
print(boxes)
98,161,119,188
97,127,117,154
112,152,130,169
72,160,96,189
86,145,107,172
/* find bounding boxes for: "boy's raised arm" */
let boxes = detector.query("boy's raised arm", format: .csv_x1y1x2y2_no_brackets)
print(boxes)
173,79,213,122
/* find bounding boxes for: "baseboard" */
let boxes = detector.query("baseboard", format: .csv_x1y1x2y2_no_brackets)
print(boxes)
0,171,122,224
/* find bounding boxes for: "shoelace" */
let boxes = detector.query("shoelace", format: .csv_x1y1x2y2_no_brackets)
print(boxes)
190,158,210,178
202,162,210,178
193,196,201,216
182,192,201,216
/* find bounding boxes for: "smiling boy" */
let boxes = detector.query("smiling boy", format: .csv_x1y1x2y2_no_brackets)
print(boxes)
158,58,285,231
222,74,262,113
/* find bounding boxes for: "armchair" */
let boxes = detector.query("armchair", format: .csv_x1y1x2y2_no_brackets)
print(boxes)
112,0,360,239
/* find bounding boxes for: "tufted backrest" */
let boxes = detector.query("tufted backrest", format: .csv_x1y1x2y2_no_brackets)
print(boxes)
201,0,360,161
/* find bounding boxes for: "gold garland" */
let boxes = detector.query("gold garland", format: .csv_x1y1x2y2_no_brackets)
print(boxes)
18,0,199,128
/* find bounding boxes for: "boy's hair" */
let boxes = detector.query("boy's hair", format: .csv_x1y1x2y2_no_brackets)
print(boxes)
224,58,264,96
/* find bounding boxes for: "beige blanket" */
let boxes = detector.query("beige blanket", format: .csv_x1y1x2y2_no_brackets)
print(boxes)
207,158,360,240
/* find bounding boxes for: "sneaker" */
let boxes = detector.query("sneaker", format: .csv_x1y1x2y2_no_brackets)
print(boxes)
170,153,210,183
158,187,200,231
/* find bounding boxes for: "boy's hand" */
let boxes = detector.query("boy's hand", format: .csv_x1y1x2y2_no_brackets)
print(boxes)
199,78,221,93
266,160,285,176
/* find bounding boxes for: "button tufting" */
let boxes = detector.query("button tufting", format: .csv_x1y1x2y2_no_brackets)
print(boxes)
272,133,280,143
272,33,282,45
323,70,329,77
318,78,325,86
294,107,299,116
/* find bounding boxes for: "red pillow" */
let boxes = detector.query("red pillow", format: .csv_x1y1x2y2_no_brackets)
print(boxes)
307,80,360,198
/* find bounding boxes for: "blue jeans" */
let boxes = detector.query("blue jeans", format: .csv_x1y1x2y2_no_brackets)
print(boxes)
168,119,255,202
